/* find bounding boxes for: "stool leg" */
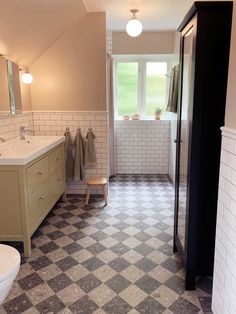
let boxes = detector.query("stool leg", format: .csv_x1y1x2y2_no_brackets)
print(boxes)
103,184,108,205
86,186,91,205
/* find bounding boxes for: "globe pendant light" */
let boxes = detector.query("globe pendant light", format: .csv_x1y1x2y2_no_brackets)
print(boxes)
126,9,143,37
21,70,33,84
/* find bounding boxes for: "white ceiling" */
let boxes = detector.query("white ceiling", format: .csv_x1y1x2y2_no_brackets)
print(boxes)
83,0,228,31
0,0,229,66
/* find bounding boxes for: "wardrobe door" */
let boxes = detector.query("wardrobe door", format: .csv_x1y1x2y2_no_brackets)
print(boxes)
174,1,232,291
178,26,194,247
174,21,195,260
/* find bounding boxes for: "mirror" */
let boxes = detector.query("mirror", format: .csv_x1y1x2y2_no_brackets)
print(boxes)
0,56,22,114
177,26,194,250
0,56,10,112
7,60,22,114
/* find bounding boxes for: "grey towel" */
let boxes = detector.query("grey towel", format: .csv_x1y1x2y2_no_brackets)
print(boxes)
85,130,97,163
74,129,86,181
64,130,74,182
166,64,179,113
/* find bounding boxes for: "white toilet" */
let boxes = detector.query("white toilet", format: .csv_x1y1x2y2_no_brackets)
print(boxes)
0,244,21,305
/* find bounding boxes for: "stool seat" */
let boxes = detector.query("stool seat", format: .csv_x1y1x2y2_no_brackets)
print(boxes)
86,177,107,185
85,177,108,205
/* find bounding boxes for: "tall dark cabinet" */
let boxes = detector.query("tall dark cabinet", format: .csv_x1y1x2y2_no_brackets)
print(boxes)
173,2,233,290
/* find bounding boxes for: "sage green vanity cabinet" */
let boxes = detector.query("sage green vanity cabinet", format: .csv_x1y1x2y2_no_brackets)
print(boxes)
0,143,66,257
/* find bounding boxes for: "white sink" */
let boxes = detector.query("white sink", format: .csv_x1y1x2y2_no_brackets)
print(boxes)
0,136,65,165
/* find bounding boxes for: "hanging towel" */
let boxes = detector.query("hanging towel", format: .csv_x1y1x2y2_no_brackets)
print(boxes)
74,129,86,181
166,64,179,113
85,129,97,163
64,129,75,182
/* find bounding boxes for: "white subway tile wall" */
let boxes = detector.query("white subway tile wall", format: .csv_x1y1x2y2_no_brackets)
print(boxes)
32,111,109,194
115,120,170,174
212,127,236,314
0,112,33,140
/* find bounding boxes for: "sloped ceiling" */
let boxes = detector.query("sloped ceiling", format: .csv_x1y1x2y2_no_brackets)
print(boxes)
0,0,87,66
0,0,228,67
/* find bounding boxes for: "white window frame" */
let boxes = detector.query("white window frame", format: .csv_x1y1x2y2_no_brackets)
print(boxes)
113,54,173,119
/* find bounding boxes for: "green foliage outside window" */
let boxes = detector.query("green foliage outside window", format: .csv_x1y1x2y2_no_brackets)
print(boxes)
116,61,167,117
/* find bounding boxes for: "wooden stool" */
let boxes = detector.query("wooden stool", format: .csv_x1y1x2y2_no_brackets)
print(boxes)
85,177,108,205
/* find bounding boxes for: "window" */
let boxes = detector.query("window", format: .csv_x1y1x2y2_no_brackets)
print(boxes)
145,62,167,116
117,62,138,116
114,57,169,118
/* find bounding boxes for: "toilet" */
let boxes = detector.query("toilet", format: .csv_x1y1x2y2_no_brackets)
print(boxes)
0,244,21,305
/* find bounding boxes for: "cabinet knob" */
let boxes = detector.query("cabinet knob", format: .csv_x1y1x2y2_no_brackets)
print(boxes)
38,170,43,175
57,178,62,181
56,157,60,161
40,195,45,200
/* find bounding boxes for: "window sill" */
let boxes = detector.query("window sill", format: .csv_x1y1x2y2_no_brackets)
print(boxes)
115,115,173,121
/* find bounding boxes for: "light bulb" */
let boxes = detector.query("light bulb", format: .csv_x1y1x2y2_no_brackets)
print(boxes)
126,19,143,37
126,10,143,37
21,72,33,84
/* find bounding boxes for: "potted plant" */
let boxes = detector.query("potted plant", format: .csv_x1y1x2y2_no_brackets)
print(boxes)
155,107,162,120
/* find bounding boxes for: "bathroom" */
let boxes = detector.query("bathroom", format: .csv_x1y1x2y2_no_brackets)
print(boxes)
0,0,236,313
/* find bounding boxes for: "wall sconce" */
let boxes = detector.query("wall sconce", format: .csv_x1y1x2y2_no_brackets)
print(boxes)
126,9,143,37
21,69,33,84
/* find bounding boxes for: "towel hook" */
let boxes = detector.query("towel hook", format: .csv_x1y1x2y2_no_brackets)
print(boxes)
66,127,70,131
87,127,96,139
77,127,81,132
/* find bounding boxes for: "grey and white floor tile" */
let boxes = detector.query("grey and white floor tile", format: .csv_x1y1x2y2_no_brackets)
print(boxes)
0,175,212,314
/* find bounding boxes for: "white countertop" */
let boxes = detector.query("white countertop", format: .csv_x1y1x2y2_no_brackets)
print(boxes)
0,136,65,165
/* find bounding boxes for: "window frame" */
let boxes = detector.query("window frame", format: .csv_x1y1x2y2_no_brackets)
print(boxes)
113,55,173,119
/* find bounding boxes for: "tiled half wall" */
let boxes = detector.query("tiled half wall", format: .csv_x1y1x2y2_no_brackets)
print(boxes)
1,113,173,191
212,127,236,314
32,111,109,194
0,112,33,140
0,111,108,195
115,120,170,174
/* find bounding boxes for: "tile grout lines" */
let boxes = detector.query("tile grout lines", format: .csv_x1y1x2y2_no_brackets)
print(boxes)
0,175,212,314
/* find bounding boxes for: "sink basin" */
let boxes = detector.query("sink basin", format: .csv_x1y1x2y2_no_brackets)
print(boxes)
0,136,65,165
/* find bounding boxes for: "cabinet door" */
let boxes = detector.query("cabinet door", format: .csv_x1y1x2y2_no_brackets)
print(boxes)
50,166,65,205
28,179,51,233
174,22,195,257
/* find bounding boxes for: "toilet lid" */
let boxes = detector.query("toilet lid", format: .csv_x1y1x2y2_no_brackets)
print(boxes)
0,244,21,282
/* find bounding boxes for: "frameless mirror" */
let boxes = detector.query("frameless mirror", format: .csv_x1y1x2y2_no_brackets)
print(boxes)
0,56,22,114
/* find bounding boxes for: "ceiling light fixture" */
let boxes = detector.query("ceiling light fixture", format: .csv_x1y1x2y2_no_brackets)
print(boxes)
21,69,33,84
126,9,143,37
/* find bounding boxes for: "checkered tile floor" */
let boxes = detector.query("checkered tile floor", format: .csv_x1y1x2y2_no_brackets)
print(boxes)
0,175,212,313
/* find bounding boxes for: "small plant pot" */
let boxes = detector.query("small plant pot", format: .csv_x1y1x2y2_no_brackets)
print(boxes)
155,113,161,120
122,114,130,120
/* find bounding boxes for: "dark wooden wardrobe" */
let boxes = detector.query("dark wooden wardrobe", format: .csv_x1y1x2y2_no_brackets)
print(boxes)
173,2,233,290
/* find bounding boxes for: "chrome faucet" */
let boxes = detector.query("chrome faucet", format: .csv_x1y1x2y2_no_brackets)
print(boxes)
20,125,32,140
